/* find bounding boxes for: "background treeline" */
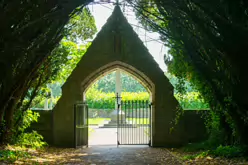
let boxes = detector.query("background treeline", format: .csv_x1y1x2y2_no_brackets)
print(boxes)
86,83,208,110
32,71,209,111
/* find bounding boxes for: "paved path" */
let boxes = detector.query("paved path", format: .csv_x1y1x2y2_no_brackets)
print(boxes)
2,127,182,164
89,126,150,145
89,127,117,145
70,146,182,165
86,127,182,164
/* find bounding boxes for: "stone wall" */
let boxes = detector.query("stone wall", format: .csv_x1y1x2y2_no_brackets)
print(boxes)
179,110,208,144
27,110,53,145
27,109,208,146
52,6,208,147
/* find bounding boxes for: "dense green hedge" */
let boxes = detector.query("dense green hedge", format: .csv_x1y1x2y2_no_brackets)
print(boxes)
86,86,209,110
33,85,209,110
86,86,149,109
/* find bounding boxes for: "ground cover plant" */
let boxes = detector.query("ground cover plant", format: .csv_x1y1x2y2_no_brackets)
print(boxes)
169,145,248,165
0,110,47,164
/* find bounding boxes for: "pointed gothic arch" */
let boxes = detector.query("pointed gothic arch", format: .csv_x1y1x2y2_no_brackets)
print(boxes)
81,61,154,95
52,6,187,148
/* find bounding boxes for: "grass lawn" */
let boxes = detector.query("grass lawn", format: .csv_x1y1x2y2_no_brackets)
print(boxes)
126,118,150,124
88,118,110,125
88,118,150,125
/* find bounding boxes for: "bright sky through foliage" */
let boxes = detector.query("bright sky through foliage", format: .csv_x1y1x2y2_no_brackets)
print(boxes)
88,2,167,71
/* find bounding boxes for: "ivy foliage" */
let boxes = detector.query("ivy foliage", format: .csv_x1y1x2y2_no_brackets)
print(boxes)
129,0,248,146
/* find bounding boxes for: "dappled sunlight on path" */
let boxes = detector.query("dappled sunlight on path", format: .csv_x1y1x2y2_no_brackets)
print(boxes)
2,145,247,164
2,145,182,164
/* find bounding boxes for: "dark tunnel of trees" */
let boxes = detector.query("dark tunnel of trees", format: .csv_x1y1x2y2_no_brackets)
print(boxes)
0,0,248,155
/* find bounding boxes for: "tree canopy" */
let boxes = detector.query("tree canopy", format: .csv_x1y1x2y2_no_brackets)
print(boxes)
0,0,96,143
1,0,248,150
128,0,248,146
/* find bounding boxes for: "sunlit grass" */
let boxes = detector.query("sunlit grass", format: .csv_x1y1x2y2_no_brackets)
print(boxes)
126,118,150,124
88,118,150,125
88,118,110,125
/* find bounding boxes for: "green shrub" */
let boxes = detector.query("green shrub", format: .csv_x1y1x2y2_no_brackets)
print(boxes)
210,145,246,158
182,145,246,160
16,131,47,149
14,110,47,149
181,151,210,160
18,110,40,133
182,143,246,159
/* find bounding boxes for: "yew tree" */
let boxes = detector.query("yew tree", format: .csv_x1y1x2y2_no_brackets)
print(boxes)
129,0,248,145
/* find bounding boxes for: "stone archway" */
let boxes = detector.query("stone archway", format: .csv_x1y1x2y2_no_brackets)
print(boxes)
83,61,154,146
52,6,186,147
82,61,154,146
81,61,154,99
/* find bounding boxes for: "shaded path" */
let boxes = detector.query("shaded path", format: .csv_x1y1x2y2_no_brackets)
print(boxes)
63,146,183,165
59,126,182,164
